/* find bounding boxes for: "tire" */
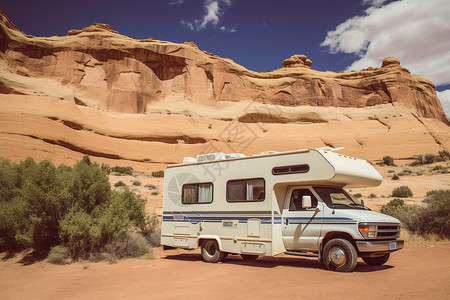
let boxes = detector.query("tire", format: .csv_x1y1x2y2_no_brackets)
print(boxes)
240,254,259,260
323,238,358,272
201,240,224,263
362,253,390,266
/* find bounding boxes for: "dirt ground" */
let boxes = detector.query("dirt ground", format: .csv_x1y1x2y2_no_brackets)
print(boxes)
1,240,449,300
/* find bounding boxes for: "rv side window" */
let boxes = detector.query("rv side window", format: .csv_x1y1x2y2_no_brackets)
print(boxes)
227,178,265,202
182,183,213,204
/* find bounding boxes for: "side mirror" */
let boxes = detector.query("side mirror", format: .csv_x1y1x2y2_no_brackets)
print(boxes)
302,196,312,209
361,199,365,206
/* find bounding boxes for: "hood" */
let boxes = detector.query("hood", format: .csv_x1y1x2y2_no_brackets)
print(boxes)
334,209,400,223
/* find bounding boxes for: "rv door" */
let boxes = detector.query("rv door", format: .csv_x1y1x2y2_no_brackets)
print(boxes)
282,187,323,251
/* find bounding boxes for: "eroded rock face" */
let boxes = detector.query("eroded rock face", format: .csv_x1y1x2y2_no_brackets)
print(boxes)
0,10,448,125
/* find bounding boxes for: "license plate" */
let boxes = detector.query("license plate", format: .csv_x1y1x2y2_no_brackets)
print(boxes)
389,242,396,250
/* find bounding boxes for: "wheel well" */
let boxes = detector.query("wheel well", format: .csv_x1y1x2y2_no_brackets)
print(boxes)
198,238,221,249
321,232,357,253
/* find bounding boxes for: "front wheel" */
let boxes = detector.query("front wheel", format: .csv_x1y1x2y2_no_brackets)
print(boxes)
201,240,224,263
323,238,358,272
362,253,390,266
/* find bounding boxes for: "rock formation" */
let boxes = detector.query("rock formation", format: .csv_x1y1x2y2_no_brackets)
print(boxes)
0,11,449,169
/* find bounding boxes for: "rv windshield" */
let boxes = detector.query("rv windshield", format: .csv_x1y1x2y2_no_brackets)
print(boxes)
314,187,367,210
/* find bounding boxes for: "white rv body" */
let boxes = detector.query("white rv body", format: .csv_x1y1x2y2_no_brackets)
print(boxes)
161,148,403,271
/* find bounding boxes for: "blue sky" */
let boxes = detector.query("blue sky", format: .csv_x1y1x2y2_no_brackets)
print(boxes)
2,0,450,116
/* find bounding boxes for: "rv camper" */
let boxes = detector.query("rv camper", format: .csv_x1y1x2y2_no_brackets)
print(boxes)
161,148,403,272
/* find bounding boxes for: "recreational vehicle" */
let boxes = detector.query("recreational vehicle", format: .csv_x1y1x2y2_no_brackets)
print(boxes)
161,148,404,272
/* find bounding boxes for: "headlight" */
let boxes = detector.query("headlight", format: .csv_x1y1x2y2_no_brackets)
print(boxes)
359,224,377,239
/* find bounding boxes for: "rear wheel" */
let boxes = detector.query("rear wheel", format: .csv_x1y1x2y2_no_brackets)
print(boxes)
362,253,390,266
323,238,358,272
201,240,224,263
241,254,259,260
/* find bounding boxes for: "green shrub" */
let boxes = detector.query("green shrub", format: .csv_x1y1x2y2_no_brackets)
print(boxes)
387,170,395,173
111,166,132,176
369,193,376,198
47,246,72,265
132,180,141,186
412,153,436,166
151,170,164,178
114,181,126,187
144,184,157,190
382,156,395,166
392,174,399,180
0,156,152,262
381,190,450,239
438,150,450,161
432,165,446,171
101,163,111,174
353,193,362,198
392,186,413,198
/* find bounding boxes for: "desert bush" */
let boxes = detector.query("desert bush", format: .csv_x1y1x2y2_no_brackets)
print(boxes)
47,246,72,265
412,153,436,166
144,184,157,190
382,156,395,166
438,150,450,161
151,191,159,196
353,193,362,198
151,170,164,178
114,181,126,187
132,180,141,186
369,193,376,198
101,163,111,174
103,232,150,260
387,170,395,173
382,190,450,239
392,174,400,180
392,186,413,198
0,156,152,262
111,166,132,176
145,232,161,247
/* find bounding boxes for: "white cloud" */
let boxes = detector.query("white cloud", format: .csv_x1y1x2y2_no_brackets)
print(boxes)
180,0,234,31
321,0,450,86
169,0,184,5
220,26,237,33
362,0,387,7
437,90,450,118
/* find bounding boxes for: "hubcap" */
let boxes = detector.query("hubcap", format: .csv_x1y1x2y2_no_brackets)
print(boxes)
329,246,346,266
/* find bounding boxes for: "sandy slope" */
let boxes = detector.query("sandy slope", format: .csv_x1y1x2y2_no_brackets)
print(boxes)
1,240,449,300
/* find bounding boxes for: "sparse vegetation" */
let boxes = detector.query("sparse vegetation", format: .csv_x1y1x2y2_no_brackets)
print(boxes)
208,124,212,129
152,170,164,178
438,150,450,161
411,153,436,166
382,156,395,166
111,166,133,176
369,193,376,198
381,190,450,239
387,170,395,173
114,181,126,187
151,191,159,196
145,184,157,190
0,156,154,263
132,180,141,186
353,193,362,198
392,186,413,198
392,174,400,180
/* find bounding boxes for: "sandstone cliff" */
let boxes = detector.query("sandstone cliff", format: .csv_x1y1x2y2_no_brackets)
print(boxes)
0,11,449,169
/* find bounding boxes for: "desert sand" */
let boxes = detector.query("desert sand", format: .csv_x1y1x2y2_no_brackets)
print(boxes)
1,240,449,300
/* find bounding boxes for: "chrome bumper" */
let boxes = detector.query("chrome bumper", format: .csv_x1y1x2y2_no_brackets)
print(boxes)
356,240,404,252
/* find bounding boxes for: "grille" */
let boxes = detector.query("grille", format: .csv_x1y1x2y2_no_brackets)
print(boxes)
376,224,400,239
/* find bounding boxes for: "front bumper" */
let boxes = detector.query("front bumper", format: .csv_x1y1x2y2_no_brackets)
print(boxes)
356,240,404,253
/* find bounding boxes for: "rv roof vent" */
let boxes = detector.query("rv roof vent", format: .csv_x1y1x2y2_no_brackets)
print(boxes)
182,157,197,164
260,151,279,155
225,153,246,159
197,152,226,162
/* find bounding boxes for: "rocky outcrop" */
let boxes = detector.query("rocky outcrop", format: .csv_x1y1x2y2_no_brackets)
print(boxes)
0,11,448,125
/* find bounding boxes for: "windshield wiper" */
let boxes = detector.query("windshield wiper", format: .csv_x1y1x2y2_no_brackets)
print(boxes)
328,203,353,209
349,203,371,210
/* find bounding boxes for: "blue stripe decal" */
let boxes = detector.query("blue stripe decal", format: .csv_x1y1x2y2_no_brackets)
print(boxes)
162,212,355,225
